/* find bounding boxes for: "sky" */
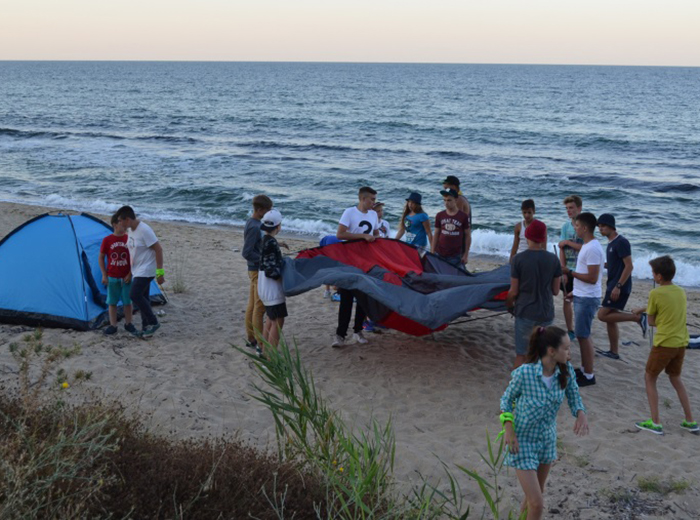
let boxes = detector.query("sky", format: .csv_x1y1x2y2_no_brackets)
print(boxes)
1,0,699,66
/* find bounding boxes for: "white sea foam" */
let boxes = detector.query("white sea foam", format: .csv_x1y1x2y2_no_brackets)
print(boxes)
632,253,700,288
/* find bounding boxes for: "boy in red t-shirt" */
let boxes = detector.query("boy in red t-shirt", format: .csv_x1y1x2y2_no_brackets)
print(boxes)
99,214,137,335
431,188,471,268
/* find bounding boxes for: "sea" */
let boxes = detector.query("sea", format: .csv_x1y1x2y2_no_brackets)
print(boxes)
1,62,699,285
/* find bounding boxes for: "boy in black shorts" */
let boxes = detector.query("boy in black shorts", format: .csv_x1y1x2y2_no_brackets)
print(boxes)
596,214,647,359
258,209,287,355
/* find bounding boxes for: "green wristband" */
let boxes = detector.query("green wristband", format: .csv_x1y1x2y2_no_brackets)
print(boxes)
156,269,165,277
499,412,514,426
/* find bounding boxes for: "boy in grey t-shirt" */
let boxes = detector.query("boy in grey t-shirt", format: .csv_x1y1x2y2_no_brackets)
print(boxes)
507,220,562,368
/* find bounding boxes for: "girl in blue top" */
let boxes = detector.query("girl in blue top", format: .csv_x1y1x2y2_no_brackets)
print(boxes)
500,326,589,520
394,192,432,250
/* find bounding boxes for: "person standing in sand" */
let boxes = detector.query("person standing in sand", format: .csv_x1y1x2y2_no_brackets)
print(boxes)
559,195,584,341
332,186,379,348
632,256,698,435
562,212,604,387
258,209,287,355
596,213,647,359
374,201,391,238
242,194,273,348
500,326,589,520
509,199,546,263
116,205,165,337
507,220,562,369
442,175,472,250
394,192,432,251
431,188,470,268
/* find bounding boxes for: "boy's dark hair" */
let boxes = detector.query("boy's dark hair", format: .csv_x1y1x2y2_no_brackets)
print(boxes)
575,212,597,233
359,186,377,197
649,255,676,282
252,195,273,212
526,326,569,389
115,206,136,220
521,199,535,211
110,213,119,226
563,195,582,208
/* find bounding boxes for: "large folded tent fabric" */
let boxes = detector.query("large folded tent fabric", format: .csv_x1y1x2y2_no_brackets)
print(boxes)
0,213,165,331
283,238,510,336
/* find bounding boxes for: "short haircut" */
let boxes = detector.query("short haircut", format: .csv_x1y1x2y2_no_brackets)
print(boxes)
649,255,676,282
115,205,136,221
110,213,119,225
252,194,273,212
575,212,597,232
521,199,535,211
359,186,377,197
563,195,582,208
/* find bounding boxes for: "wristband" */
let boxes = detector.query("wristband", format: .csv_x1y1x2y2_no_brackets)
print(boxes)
499,412,514,426
156,269,165,277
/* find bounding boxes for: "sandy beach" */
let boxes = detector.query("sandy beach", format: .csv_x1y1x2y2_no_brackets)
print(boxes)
1,200,699,519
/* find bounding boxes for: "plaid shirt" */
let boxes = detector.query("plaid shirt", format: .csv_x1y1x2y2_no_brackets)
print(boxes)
500,360,585,468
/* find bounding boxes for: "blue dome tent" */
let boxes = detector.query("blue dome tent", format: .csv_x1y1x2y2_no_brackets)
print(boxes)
0,212,166,330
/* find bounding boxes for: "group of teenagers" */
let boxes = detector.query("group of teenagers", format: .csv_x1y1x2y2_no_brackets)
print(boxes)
240,180,696,520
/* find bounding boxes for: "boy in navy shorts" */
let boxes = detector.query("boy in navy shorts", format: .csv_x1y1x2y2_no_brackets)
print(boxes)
596,214,647,359
99,214,137,336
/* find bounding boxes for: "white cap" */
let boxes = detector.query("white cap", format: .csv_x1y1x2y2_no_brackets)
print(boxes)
260,209,282,231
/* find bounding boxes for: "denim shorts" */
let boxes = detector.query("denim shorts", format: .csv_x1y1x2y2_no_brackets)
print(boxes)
574,296,599,339
107,277,132,306
514,317,553,355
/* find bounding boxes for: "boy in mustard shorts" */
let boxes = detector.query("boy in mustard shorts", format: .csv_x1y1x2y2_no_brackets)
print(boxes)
633,256,697,435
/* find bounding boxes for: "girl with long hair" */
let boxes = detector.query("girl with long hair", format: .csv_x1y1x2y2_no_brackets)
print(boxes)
394,192,432,250
499,326,589,520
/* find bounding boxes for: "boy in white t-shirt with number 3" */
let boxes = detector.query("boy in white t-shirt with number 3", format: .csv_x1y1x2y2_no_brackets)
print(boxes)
332,186,379,348
116,205,165,338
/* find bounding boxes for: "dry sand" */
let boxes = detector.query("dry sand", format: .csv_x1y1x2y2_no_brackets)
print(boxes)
1,200,699,519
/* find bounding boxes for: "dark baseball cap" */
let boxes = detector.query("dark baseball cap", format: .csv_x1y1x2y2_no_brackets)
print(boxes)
440,188,459,198
406,192,422,204
442,175,461,187
597,213,616,229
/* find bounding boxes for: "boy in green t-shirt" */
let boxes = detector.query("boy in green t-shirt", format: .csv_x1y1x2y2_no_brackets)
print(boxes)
633,256,697,435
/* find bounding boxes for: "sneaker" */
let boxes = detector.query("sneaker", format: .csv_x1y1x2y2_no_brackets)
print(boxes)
255,345,266,360
353,331,369,345
331,335,345,348
245,339,258,350
598,350,620,360
142,323,161,337
636,419,663,435
103,325,118,336
323,289,332,299
568,330,576,341
639,313,648,338
331,292,341,302
576,372,596,387
681,420,700,433
124,323,138,335
363,320,376,333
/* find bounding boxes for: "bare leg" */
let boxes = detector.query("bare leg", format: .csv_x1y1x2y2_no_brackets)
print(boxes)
269,318,285,348
262,317,272,344
108,305,118,327
578,336,595,374
563,300,574,333
124,304,133,325
597,307,640,354
645,372,660,424
669,375,694,423
516,468,546,520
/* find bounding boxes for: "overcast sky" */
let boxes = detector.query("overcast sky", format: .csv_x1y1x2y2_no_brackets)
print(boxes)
2,0,698,66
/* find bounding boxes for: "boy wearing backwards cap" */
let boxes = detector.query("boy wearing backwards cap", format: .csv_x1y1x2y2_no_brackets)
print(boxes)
432,188,470,268
373,201,391,238
596,213,648,360
258,209,287,355
507,220,562,368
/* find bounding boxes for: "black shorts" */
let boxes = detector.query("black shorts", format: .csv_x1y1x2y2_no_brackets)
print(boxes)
561,275,574,295
265,302,288,320
602,290,630,311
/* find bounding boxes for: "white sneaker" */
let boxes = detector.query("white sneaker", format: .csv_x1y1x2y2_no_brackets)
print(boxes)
331,334,345,348
353,332,369,344
323,289,332,299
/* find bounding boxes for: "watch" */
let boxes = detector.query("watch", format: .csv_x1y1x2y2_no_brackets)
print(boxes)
616,283,622,289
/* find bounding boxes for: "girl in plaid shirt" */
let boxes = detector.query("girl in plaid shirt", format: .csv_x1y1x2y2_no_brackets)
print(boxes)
500,326,589,520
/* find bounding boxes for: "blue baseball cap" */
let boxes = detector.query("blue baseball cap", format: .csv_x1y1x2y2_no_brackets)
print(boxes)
406,192,422,204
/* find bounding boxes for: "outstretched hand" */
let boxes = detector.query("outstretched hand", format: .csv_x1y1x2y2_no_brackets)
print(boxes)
573,411,589,436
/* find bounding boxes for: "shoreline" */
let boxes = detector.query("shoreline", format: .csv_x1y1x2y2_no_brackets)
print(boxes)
2,199,700,517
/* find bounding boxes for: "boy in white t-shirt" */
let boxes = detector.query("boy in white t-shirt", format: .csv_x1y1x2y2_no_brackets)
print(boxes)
332,186,378,348
116,205,165,337
562,212,604,387
373,201,391,238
